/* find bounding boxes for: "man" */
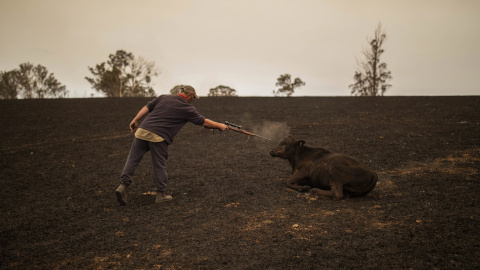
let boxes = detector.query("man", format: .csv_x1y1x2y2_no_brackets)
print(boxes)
115,85,228,205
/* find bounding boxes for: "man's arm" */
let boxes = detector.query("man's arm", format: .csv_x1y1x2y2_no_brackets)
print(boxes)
203,119,228,131
130,106,149,133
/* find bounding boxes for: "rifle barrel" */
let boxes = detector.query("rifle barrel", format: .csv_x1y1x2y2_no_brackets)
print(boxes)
227,125,271,141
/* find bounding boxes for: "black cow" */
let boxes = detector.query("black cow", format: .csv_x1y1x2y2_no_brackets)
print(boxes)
270,135,378,200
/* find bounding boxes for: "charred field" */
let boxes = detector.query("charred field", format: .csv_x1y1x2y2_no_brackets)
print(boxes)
1,96,479,269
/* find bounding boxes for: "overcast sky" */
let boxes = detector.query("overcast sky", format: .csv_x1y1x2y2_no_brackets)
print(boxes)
1,0,479,97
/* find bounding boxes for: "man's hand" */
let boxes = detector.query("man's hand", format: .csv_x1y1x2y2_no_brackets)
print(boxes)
218,124,228,131
129,106,149,134
130,120,139,133
203,119,229,131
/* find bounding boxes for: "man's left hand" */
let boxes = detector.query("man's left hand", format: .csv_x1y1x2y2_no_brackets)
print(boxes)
130,121,138,133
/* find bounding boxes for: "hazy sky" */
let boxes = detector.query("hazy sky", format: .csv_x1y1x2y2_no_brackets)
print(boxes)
1,0,479,97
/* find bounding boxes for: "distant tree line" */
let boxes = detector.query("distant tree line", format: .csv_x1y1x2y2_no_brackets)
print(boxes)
169,84,238,97
1,25,392,99
0,63,68,99
208,85,237,97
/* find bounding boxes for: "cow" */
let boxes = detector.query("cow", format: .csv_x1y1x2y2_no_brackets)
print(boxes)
269,135,378,200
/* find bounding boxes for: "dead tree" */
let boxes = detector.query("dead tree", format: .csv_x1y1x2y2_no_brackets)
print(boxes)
349,23,392,96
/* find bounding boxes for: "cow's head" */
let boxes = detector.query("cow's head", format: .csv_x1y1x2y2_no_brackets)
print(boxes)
269,135,305,159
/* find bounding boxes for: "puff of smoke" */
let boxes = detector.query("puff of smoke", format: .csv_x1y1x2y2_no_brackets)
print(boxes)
252,120,290,148
229,113,289,148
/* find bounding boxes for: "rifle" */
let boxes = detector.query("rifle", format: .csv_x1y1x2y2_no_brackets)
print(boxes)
224,121,271,141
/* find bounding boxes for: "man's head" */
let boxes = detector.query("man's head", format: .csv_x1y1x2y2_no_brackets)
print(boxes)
181,85,199,102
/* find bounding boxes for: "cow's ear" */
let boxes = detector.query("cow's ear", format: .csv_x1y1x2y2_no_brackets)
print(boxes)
298,140,305,147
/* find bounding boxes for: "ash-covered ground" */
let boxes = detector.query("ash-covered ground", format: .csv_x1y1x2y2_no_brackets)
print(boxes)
1,96,479,269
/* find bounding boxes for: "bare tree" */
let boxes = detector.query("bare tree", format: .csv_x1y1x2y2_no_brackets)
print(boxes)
128,56,157,97
349,23,392,96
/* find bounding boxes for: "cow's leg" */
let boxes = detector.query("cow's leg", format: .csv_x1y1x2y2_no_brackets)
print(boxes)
330,182,344,200
287,173,311,192
310,183,344,200
310,188,333,198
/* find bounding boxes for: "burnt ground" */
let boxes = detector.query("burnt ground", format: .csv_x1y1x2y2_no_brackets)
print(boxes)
1,96,479,269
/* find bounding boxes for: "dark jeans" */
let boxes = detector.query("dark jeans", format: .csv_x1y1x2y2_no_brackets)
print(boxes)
120,138,169,192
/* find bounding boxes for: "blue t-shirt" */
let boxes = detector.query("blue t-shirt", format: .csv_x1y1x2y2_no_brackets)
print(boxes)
139,95,205,144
